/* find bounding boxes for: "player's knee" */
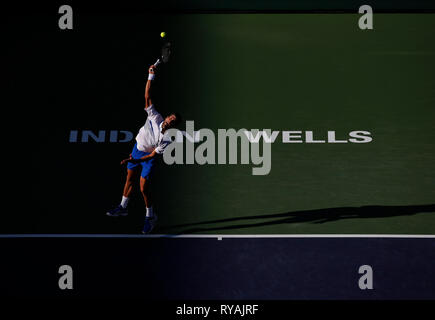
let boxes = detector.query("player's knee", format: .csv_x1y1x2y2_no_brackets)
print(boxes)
125,176,135,187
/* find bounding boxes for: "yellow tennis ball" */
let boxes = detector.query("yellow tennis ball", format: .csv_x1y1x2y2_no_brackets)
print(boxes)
160,32,166,38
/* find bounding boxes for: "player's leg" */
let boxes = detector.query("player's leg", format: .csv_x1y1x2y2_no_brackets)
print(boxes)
107,168,140,217
140,176,153,209
139,157,157,234
107,143,143,216
140,176,157,234
106,167,140,217
123,168,140,201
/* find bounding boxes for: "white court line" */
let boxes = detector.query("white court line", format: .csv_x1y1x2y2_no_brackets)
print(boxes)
0,234,434,239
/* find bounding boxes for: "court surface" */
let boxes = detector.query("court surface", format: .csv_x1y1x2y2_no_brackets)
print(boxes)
8,14,435,235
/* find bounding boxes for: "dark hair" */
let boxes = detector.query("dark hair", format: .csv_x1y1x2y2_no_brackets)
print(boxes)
169,112,182,127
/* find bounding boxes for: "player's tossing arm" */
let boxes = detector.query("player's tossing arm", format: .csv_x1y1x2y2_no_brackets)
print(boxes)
120,149,157,165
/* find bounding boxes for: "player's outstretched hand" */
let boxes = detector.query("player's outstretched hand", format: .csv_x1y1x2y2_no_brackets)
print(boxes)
120,154,133,165
148,64,156,75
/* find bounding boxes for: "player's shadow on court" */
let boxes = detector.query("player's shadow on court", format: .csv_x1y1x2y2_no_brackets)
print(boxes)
163,204,435,234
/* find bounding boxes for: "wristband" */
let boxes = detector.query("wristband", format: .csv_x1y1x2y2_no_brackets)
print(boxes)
148,73,155,80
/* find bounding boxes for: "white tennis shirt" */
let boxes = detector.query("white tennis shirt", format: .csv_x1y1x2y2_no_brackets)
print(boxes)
135,105,172,154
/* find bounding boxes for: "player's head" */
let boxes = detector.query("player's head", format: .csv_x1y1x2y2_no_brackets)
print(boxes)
162,112,182,131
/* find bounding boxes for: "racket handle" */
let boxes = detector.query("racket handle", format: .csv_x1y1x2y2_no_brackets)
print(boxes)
154,58,161,67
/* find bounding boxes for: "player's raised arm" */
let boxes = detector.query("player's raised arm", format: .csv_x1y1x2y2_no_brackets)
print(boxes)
144,65,155,109
145,60,161,109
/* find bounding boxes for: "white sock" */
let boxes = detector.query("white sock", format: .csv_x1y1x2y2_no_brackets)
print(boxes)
146,207,154,218
120,196,129,209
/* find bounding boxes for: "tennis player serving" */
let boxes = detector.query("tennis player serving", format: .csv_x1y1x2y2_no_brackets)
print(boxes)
106,61,182,234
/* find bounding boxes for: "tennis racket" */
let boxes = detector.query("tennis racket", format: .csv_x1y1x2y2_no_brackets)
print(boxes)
154,41,171,67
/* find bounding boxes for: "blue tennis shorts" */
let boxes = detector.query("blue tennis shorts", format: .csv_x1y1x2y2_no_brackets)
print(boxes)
127,143,156,179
